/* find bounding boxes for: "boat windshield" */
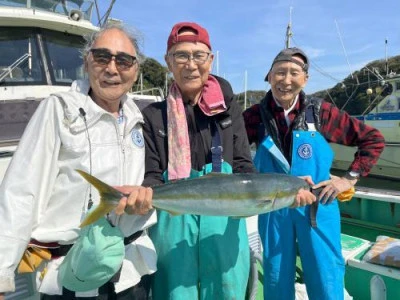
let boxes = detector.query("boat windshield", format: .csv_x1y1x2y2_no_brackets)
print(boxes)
0,0,94,21
0,27,86,86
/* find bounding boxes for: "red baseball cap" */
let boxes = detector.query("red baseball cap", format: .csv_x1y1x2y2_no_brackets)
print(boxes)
167,22,211,52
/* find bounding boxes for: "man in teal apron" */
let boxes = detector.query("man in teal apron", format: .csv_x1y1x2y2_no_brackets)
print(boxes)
141,22,256,299
243,47,385,300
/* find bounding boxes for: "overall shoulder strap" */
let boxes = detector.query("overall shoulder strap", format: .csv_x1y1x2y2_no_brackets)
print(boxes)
210,120,222,173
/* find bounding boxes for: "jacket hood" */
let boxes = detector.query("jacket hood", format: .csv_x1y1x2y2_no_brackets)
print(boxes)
52,80,143,134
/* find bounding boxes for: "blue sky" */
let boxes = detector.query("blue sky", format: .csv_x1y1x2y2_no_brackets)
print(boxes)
97,0,400,95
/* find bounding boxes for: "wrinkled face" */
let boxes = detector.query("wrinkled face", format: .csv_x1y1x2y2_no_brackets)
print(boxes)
268,56,308,109
85,28,138,108
165,39,213,101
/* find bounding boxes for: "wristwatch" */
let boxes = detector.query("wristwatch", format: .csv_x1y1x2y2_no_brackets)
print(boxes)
344,171,360,181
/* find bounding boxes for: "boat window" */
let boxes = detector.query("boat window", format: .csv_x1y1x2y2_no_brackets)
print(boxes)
0,100,41,145
42,30,87,85
0,27,45,86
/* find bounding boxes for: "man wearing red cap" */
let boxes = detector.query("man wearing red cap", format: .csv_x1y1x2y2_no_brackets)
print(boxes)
243,47,384,299
141,22,256,299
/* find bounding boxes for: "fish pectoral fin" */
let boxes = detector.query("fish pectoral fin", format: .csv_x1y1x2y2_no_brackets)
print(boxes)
79,201,116,228
257,199,273,208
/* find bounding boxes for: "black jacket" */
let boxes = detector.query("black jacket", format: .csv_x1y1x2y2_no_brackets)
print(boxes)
141,76,255,186
258,90,323,161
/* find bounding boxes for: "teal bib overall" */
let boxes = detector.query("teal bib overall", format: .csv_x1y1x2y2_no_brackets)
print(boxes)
255,128,345,300
150,126,250,300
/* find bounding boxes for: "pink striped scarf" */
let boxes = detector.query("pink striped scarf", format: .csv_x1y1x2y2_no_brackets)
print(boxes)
167,75,226,180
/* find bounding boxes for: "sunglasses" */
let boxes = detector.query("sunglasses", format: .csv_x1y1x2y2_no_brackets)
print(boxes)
90,48,137,69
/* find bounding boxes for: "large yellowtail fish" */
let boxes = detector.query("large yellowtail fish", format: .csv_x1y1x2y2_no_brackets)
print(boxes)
77,169,309,227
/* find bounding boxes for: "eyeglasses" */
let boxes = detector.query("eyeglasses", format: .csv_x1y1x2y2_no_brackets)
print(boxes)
271,69,304,80
169,51,211,64
90,48,137,69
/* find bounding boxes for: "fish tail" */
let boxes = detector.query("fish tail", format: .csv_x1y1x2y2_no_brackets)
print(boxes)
76,169,123,227
76,169,118,195
79,201,116,227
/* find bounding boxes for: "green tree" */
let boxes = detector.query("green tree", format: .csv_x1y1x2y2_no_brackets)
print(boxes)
311,55,400,115
132,57,172,93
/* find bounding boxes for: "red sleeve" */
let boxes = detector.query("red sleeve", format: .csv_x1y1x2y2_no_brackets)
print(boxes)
243,104,262,145
319,102,385,176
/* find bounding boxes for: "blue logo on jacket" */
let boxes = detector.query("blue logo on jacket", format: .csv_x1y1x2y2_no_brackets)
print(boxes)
131,129,144,148
297,143,312,159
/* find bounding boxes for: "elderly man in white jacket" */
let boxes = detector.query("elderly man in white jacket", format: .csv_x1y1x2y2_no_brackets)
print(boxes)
0,23,157,299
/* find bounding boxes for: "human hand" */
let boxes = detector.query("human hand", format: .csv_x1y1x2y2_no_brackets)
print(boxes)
312,174,357,204
291,188,316,208
114,186,153,215
290,175,316,208
0,293,4,300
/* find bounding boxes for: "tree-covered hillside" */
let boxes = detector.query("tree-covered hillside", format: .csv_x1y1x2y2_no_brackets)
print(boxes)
310,55,400,115
135,55,400,115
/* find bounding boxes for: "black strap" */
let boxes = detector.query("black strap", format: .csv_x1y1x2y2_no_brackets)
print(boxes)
124,230,143,245
309,202,319,228
210,121,223,173
47,230,143,259
48,244,73,257
305,105,318,227
309,187,324,228
305,104,315,124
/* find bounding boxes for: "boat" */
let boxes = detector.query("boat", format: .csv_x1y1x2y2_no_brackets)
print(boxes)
0,0,100,182
331,72,400,180
0,0,164,183
244,17,400,300
328,71,400,300
0,1,163,299
0,1,99,298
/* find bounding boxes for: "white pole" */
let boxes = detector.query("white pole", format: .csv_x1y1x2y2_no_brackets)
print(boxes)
385,38,388,76
165,72,168,95
335,19,354,79
216,50,219,76
140,73,143,94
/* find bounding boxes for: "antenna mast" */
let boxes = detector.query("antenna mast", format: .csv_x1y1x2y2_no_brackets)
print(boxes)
385,38,388,76
98,0,117,26
335,19,354,79
285,7,293,49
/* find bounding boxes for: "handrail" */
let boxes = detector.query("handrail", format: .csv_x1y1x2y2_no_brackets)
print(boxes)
0,53,30,82
130,87,165,100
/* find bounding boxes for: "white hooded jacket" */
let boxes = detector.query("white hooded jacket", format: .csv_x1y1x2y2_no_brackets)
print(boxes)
0,80,157,296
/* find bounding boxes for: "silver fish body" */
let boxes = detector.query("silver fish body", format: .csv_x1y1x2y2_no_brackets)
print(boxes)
76,170,308,227
152,173,308,217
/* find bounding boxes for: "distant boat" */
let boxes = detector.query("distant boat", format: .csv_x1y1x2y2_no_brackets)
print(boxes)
331,72,400,180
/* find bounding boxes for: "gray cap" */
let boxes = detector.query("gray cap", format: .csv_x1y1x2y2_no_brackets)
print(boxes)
265,47,309,81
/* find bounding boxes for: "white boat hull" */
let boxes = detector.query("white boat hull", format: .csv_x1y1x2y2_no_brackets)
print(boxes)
331,142,400,180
